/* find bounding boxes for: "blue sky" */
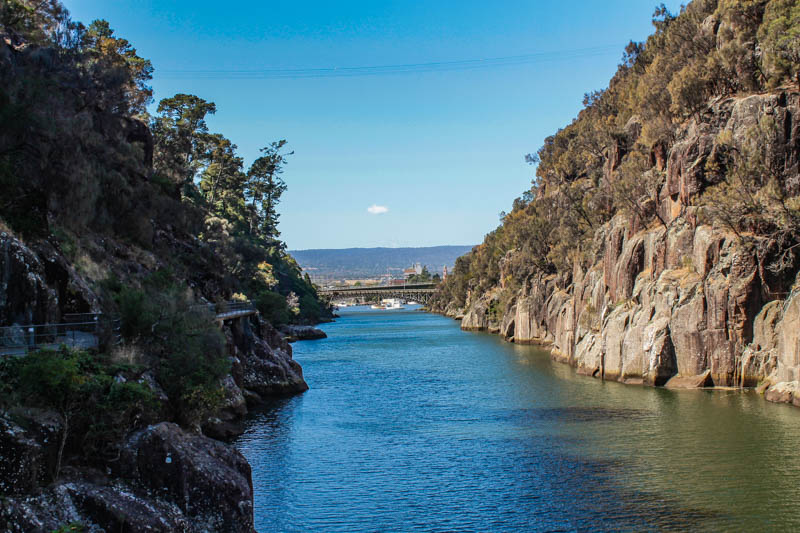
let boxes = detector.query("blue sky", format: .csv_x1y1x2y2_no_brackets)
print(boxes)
64,0,682,250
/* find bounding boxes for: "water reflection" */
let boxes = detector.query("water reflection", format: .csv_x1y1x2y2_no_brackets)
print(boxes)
236,307,800,532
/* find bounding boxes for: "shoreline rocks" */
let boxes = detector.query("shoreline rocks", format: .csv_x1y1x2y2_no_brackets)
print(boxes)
278,324,327,342
0,422,257,533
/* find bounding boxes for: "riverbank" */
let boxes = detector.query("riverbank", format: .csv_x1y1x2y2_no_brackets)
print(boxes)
432,208,800,409
0,311,314,532
431,88,800,408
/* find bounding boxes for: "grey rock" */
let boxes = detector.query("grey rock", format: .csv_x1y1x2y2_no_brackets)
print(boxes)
279,324,327,341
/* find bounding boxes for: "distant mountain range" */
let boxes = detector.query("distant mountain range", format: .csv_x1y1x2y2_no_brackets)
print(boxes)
289,245,475,280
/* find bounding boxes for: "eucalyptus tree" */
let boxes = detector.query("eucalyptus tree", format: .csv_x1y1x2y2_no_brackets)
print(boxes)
246,140,292,240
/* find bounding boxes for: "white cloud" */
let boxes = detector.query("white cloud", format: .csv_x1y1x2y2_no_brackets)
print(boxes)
367,204,389,215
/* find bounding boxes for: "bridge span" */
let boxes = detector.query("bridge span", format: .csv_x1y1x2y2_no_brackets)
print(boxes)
318,283,438,305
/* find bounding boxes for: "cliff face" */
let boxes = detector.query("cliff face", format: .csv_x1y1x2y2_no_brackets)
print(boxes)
439,91,800,406
0,7,327,530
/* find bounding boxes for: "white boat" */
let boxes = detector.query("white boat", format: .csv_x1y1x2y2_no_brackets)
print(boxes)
384,298,404,310
407,301,419,305
371,303,386,309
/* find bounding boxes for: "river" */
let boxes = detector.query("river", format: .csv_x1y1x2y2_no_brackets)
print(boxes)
235,306,800,532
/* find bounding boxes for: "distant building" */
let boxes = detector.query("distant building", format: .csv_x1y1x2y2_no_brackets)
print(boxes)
403,262,423,279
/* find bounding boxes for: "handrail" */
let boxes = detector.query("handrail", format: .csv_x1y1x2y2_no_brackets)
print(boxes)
0,300,255,356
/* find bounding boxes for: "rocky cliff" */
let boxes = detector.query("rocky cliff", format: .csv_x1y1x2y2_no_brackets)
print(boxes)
0,4,329,529
0,229,310,531
438,91,800,407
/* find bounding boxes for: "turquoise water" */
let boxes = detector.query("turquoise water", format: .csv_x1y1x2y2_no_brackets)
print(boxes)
235,306,800,532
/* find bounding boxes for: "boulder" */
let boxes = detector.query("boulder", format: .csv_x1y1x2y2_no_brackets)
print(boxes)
278,324,327,341
764,381,800,407
118,422,255,532
0,478,189,533
202,375,247,440
0,408,64,496
1,422,256,533
461,296,491,331
642,316,677,386
665,369,714,389
0,414,47,495
229,319,308,397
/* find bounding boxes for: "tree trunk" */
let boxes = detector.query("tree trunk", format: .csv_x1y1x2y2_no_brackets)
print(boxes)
54,413,69,481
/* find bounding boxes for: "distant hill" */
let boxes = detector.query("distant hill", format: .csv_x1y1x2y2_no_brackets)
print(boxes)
289,245,475,280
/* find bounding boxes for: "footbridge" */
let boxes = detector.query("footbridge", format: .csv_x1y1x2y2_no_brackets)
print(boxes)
318,283,438,305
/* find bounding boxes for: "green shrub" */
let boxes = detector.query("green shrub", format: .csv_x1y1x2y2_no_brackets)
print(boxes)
12,348,157,476
299,293,323,322
254,289,291,325
116,286,158,341
102,271,230,426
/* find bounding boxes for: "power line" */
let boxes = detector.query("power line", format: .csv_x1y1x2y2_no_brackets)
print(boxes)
158,45,622,80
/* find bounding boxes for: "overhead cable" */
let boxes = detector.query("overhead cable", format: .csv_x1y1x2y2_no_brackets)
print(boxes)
158,45,621,80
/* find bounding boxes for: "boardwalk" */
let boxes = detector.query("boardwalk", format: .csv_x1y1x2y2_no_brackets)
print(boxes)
0,301,257,356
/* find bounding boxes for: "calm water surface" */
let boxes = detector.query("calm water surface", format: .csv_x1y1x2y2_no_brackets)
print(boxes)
235,306,800,532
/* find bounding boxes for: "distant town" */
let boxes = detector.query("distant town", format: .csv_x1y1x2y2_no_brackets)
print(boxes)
288,245,472,288
307,262,449,288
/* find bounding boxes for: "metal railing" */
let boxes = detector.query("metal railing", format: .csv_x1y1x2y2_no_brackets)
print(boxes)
0,314,121,357
191,300,257,318
0,300,255,357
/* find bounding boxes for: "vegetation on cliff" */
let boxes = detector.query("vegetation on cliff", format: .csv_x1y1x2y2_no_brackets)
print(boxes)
0,3,323,527
435,0,800,312
0,0,327,325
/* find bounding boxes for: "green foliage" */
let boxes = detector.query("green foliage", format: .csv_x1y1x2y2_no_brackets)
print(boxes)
6,348,158,476
254,289,292,325
246,140,291,240
434,0,800,313
106,272,229,425
612,150,666,227
299,293,324,322
17,349,86,413
406,266,434,283
0,11,176,239
116,285,155,340
80,19,154,115
0,1,69,46
152,93,217,193
198,134,246,218
759,0,800,88
703,117,800,275
51,226,77,259
488,298,503,323
0,1,329,326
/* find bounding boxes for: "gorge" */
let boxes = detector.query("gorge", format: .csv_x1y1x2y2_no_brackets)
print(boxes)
2,0,800,531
